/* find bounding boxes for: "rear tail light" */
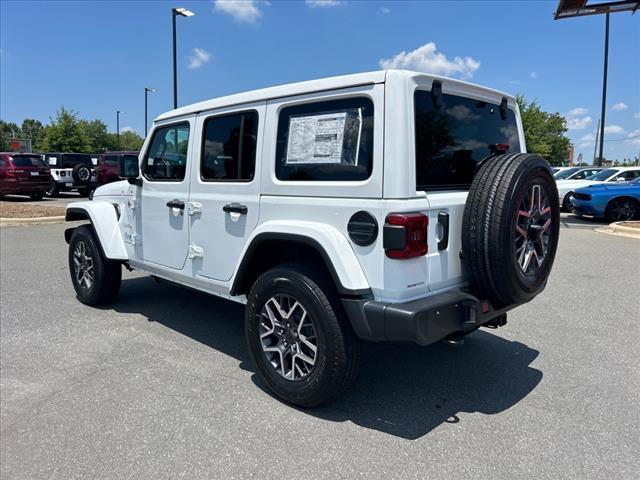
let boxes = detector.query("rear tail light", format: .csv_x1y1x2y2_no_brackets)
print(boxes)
383,212,429,259
5,168,16,177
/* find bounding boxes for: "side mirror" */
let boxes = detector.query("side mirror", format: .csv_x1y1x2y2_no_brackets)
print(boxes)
119,156,142,186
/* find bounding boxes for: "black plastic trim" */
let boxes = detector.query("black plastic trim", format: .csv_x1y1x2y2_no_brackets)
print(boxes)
230,232,372,298
437,212,449,251
383,224,406,250
342,289,520,345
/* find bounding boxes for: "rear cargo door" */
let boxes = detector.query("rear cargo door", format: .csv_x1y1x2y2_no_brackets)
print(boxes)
414,86,522,291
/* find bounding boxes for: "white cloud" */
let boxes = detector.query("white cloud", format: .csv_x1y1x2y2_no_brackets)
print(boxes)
567,116,592,130
508,80,520,85
611,102,628,111
579,133,595,142
603,125,625,135
306,0,341,6
627,129,640,138
213,0,264,22
379,42,480,79
578,142,592,149
188,48,211,69
529,71,539,79
380,7,391,14
634,112,640,119
120,126,136,134
567,107,588,116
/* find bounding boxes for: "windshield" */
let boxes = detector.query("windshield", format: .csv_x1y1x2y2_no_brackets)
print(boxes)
414,91,521,190
586,169,617,181
11,155,46,167
554,167,581,179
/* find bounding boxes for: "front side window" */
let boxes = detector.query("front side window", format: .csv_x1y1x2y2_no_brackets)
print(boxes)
143,123,190,181
201,111,258,181
588,169,617,181
614,170,640,181
275,97,374,181
60,154,92,169
414,91,521,190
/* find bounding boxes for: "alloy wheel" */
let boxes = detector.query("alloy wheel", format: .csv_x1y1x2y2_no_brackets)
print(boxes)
514,184,553,275
73,241,95,290
258,294,318,381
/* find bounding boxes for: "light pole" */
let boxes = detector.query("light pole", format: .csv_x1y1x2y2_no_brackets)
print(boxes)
597,12,610,167
172,7,195,109
116,110,121,150
144,87,156,136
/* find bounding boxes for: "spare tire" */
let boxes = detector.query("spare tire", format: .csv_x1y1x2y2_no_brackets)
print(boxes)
462,153,560,306
72,163,92,186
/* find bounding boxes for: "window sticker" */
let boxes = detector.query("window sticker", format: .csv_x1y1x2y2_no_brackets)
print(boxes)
48,157,57,165
286,112,349,165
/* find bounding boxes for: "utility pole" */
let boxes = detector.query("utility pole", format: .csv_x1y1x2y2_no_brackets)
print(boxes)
592,118,600,165
597,12,610,166
116,110,121,150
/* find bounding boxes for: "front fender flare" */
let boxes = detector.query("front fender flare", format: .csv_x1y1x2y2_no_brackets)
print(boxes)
65,201,128,260
230,220,370,296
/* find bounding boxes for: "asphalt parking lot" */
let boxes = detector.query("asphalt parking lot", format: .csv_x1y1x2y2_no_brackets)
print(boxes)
1,217,638,479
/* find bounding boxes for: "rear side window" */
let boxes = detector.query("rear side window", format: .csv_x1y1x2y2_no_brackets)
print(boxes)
275,97,374,181
11,155,45,167
103,155,119,166
201,111,258,181
414,91,521,190
143,123,190,181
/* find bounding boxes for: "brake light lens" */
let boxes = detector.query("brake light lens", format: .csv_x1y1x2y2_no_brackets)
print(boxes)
384,212,429,259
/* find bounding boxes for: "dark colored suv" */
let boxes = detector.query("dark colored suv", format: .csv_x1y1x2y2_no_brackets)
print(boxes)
0,152,52,200
43,153,97,197
96,151,138,187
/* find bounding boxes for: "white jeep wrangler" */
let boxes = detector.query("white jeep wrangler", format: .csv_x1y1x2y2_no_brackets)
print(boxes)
65,70,560,407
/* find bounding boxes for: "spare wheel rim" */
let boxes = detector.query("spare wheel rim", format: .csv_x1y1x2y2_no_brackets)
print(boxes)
514,183,553,275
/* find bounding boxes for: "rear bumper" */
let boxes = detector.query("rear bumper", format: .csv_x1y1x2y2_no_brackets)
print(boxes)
0,179,51,195
342,290,518,346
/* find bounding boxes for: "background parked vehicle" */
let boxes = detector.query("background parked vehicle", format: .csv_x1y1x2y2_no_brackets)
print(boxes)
96,151,138,187
552,166,574,177
43,153,96,197
553,166,603,180
556,167,640,211
570,177,640,222
0,152,52,200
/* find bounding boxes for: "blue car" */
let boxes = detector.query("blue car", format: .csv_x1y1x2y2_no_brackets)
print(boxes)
570,177,640,222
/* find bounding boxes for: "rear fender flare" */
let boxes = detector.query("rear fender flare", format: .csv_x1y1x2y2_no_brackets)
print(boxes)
231,220,370,296
65,201,128,260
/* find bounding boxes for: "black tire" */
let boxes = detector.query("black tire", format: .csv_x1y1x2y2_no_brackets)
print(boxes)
72,164,92,186
462,153,560,306
245,265,360,408
605,197,639,222
29,192,44,201
68,225,122,306
46,181,59,197
562,192,574,212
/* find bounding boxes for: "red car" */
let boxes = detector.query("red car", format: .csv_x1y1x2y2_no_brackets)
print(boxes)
96,151,139,187
0,152,52,200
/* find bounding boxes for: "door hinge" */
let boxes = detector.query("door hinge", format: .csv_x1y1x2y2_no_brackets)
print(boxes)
187,202,202,216
127,199,137,210
124,232,139,245
188,244,204,259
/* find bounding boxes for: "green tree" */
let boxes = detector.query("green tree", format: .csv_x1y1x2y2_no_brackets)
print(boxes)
39,107,90,153
0,120,22,150
517,95,571,166
79,119,110,152
106,130,144,151
20,119,44,148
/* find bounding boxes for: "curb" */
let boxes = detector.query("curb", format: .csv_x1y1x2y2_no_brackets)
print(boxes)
0,215,66,227
595,221,640,239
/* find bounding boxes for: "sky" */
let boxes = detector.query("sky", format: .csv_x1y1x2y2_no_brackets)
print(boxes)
1,0,639,162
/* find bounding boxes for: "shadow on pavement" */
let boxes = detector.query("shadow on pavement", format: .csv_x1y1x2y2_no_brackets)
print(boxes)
113,277,542,440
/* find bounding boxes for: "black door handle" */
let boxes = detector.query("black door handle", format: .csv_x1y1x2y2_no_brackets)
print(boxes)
166,199,185,209
223,203,248,215
437,212,449,251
